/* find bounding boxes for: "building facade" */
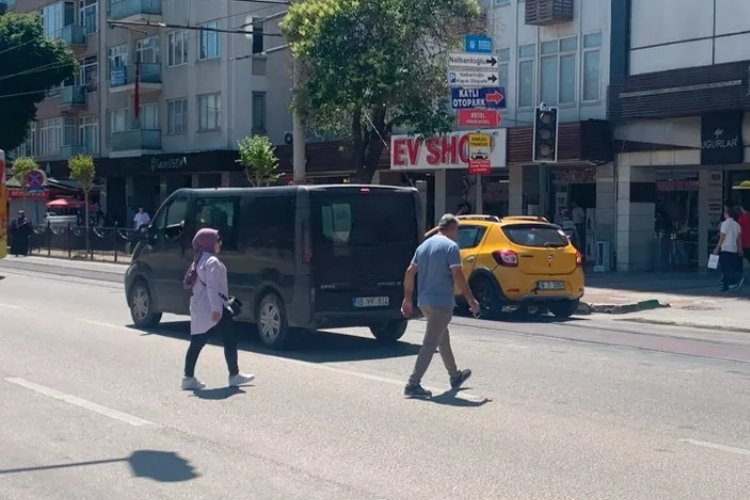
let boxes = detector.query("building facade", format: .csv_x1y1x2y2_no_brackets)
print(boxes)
609,0,750,271
487,0,615,262
9,0,295,225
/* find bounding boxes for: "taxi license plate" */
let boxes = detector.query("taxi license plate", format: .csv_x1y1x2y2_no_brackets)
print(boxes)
537,281,565,290
353,296,390,308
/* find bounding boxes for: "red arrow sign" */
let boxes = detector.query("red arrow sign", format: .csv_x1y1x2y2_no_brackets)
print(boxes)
485,91,504,105
457,109,502,128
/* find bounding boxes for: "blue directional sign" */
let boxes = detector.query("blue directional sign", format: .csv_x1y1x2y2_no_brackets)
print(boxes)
450,87,506,110
464,35,493,54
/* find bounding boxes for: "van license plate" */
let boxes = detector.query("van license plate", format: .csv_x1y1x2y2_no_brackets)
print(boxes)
353,296,389,308
538,281,565,290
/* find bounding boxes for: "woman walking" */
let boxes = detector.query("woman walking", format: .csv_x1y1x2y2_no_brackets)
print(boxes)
182,228,254,390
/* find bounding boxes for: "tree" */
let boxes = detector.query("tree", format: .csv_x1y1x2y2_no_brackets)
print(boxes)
282,0,482,182
236,136,282,187
68,154,95,256
0,11,77,151
11,156,38,212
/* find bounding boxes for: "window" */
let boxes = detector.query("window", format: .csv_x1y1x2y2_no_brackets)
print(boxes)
540,37,577,105
199,21,220,60
198,93,221,131
251,18,264,54
245,196,295,251
78,56,98,90
140,103,159,129
502,225,569,248
136,36,160,64
252,92,267,133
155,197,189,242
80,115,98,153
14,123,37,158
518,44,535,108
40,2,63,39
194,197,240,250
168,30,188,66
497,48,510,94
108,44,128,71
63,117,77,147
79,0,97,35
457,226,487,249
582,32,602,102
167,98,188,135
495,0,511,5
39,118,63,156
108,108,128,137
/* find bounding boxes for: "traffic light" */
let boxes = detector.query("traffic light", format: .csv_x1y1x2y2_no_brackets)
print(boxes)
532,106,559,163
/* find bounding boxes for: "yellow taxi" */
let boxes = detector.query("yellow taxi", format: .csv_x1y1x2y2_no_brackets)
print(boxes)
426,215,585,318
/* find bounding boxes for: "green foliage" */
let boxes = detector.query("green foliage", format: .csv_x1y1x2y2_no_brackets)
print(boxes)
236,135,282,187
281,0,481,181
11,155,38,183
0,12,78,151
68,154,96,192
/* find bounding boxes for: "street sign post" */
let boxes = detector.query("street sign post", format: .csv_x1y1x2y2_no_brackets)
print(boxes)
25,169,47,194
457,109,502,128
447,52,499,70
450,87,506,109
448,70,499,87
464,35,493,54
468,133,492,175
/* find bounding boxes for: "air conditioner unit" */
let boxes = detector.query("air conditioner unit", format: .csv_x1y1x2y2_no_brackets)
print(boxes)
525,0,574,26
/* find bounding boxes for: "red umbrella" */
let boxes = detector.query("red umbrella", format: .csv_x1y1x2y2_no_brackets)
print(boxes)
47,198,85,209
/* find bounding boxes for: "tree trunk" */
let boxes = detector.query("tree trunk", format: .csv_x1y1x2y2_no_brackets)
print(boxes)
84,190,91,259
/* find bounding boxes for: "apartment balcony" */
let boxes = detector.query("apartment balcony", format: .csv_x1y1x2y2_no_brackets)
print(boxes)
109,64,162,93
110,129,162,157
59,85,87,111
61,145,95,158
61,24,85,46
109,0,162,22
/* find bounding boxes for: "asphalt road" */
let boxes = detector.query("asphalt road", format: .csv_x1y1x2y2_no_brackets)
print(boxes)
1,258,750,499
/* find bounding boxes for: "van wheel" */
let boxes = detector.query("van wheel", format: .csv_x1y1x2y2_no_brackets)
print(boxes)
128,281,162,328
370,319,408,343
470,275,503,319
549,300,579,319
257,292,291,349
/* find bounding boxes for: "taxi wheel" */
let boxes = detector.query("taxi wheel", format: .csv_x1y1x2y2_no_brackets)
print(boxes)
470,276,503,319
549,300,580,319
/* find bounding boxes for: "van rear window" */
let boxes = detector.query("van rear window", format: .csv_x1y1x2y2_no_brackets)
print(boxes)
502,224,569,248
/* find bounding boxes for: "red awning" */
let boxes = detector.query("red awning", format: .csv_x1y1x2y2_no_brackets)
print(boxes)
47,198,85,209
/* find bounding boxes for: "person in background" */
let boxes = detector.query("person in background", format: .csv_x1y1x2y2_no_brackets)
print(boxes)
182,228,255,390
738,206,750,267
714,206,743,292
571,201,586,247
10,210,32,257
401,214,479,399
133,207,151,231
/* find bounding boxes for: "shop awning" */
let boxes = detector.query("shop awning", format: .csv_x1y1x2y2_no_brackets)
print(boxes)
47,198,85,209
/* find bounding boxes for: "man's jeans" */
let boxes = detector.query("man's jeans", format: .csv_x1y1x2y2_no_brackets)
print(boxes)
408,306,459,386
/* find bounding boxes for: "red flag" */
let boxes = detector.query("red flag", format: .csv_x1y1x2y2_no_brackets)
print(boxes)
134,60,141,120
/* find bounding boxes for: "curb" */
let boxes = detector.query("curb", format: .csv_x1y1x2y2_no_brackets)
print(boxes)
620,317,750,335
578,299,668,315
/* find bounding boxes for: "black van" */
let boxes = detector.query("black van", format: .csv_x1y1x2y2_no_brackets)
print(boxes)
124,185,423,349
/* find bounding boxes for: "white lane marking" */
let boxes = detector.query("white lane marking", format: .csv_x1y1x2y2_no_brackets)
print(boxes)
76,319,132,331
5,377,153,427
680,439,750,457
0,303,21,309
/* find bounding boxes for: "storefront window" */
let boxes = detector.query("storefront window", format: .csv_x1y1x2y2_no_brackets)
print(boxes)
655,172,699,270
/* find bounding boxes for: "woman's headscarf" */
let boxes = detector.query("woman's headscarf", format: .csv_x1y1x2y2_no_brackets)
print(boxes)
183,228,220,289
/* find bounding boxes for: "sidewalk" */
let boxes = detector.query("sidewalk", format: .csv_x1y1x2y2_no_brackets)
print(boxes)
582,271,750,333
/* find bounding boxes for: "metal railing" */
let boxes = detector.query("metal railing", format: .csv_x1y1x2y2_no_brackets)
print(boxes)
110,129,162,152
22,224,137,263
109,0,162,20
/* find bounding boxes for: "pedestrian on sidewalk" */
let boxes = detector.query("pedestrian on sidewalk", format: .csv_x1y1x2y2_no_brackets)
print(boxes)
714,206,743,292
181,228,254,390
401,214,480,399
738,206,750,266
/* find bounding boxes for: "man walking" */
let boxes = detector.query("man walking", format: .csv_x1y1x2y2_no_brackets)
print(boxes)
133,207,151,231
401,214,480,399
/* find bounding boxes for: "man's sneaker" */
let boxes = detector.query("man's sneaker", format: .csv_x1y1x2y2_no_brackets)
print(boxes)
229,373,255,387
450,369,472,390
404,384,432,399
181,377,205,390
